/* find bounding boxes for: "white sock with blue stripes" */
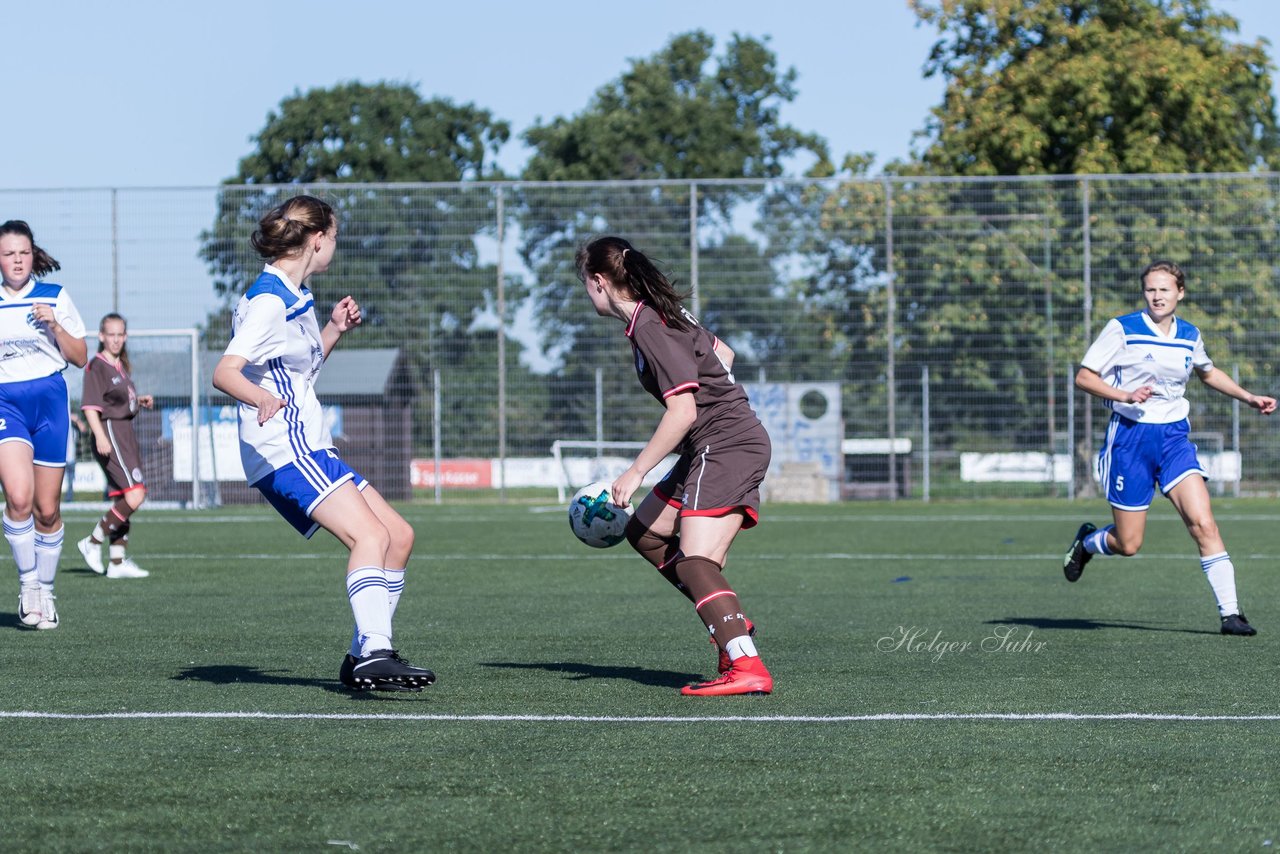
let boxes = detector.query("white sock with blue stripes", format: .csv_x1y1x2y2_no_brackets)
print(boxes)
34,525,64,593
1084,526,1114,556
349,568,406,656
1200,552,1239,617
346,567,392,656
4,513,37,588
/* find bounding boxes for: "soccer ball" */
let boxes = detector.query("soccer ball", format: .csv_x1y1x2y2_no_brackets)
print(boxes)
568,481,634,548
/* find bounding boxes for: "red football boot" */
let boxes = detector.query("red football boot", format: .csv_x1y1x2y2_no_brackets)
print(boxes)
681,655,772,696
714,619,756,674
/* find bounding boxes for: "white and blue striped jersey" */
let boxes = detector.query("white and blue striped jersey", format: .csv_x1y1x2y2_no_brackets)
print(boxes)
1081,310,1212,424
223,265,332,485
0,280,87,384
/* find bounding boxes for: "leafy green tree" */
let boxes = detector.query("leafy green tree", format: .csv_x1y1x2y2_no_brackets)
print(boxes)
518,31,833,443
797,1,1280,475
199,82,541,457
909,0,1280,175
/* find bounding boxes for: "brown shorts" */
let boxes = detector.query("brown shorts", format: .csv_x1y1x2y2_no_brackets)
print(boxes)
652,421,771,528
93,419,145,497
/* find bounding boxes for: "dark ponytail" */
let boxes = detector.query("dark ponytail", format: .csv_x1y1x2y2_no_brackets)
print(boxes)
575,236,692,331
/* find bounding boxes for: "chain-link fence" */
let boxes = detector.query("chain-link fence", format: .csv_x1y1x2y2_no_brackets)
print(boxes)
7,173,1280,502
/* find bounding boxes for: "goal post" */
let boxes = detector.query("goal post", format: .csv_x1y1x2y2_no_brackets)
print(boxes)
114,328,219,508
550,440,680,504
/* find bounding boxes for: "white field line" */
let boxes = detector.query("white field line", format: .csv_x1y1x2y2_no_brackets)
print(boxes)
70,511,1280,525
134,551,1273,562
2,711,1279,723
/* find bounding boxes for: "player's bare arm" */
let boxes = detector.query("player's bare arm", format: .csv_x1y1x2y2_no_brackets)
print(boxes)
321,295,362,359
1196,366,1277,414
612,392,697,506
212,354,287,425
1075,366,1153,404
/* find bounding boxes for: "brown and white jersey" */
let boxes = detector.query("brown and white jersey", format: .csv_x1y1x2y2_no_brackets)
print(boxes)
81,353,139,421
624,301,759,450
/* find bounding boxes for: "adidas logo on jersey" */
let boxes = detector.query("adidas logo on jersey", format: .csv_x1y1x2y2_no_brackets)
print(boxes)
1143,353,1156,361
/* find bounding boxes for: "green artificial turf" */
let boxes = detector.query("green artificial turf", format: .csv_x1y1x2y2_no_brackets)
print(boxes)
2,499,1277,851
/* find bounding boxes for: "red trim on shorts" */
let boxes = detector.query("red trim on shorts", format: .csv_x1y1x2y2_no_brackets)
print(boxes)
81,404,104,412
106,484,146,499
650,483,683,509
681,505,760,529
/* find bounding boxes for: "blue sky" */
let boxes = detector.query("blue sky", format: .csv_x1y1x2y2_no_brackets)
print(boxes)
4,0,1280,335
7,0,1277,189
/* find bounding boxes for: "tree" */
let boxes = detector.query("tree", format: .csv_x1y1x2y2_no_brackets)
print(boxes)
518,31,833,444
233,81,510,183
523,31,829,182
199,82,542,458
908,0,1280,175
796,2,1280,459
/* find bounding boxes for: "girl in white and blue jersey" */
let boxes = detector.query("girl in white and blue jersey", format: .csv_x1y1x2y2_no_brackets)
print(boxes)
1062,260,1276,636
212,195,434,692
0,220,88,630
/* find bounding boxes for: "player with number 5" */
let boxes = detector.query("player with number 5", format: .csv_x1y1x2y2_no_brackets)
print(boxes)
1062,260,1276,635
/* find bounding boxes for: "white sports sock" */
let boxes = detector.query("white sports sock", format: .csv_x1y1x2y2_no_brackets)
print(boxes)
346,566,392,655
386,568,406,618
4,513,36,577
725,633,759,662
1085,526,1114,556
350,568,407,656
34,525,64,590
1200,552,1239,617
109,544,126,564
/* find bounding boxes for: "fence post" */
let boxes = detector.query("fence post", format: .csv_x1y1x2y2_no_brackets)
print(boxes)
689,182,700,318
1233,363,1241,497
1081,176,1093,472
884,177,897,502
496,186,507,502
433,368,442,506
921,365,930,503
1067,364,1076,500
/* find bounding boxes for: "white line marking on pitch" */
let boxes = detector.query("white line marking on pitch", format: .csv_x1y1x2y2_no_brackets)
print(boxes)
2,711,1278,723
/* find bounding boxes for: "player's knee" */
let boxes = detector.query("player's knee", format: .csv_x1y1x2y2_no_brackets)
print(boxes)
389,515,415,555
1184,517,1219,546
356,522,393,556
127,488,147,510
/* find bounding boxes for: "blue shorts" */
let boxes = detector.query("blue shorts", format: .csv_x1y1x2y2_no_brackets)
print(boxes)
0,372,70,467
252,448,368,538
1097,416,1204,511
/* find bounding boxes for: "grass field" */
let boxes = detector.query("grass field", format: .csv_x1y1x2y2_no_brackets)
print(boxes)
3,497,1279,851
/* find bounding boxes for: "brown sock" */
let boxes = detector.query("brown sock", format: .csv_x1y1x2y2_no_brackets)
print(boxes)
674,555,750,646
99,499,134,541
625,516,692,602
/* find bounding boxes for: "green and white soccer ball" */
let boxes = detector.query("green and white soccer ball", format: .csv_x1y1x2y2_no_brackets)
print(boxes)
568,481,634,548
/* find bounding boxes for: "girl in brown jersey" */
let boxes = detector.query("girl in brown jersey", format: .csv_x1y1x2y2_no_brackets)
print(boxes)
76,314,152,579
577,236,773,696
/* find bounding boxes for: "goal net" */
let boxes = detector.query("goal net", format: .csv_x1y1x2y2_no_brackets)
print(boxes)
69,328,220,508
550,440,677,504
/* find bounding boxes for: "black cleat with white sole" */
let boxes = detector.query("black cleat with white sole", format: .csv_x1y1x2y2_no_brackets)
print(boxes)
1063,522,1097,583
344,649,436,691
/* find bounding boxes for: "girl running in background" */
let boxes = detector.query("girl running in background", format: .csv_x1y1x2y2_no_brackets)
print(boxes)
0,220,88,630
1062,260,1276,635
212,194,434,692
576,235,773,696
77,313,153,579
